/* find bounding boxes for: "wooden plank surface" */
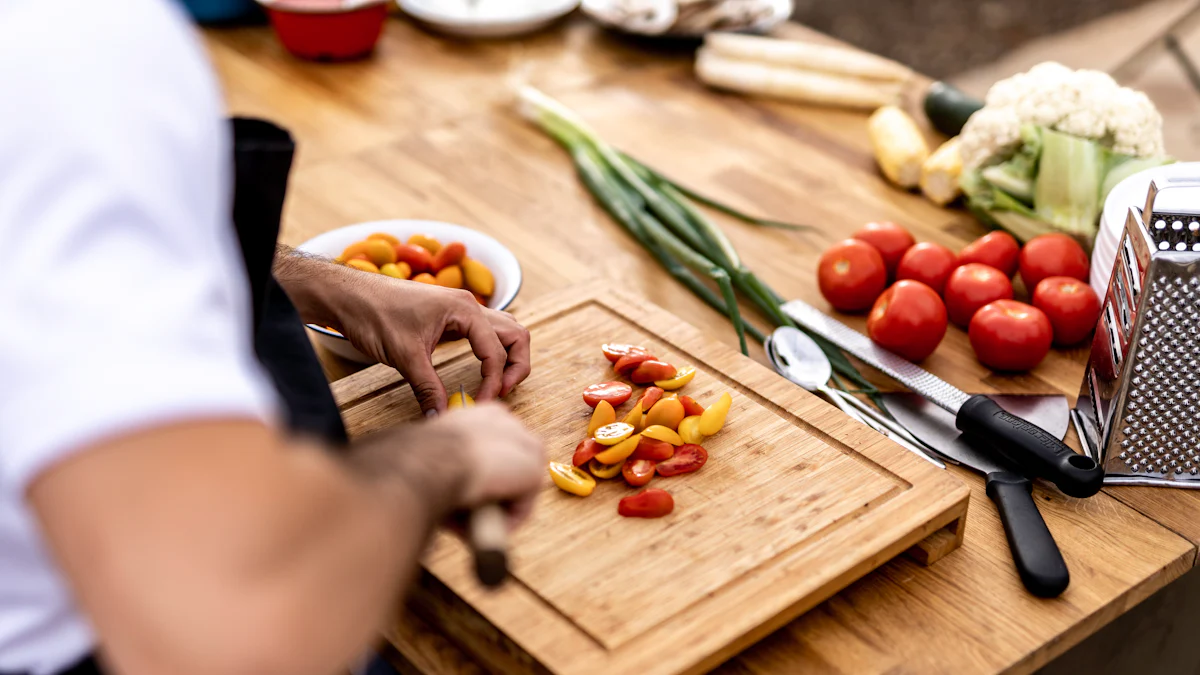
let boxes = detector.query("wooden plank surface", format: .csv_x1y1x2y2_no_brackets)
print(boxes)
336,289,969,675
203,15,1200,674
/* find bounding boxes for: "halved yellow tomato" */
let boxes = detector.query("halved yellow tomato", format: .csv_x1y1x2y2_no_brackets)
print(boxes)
699,392,732,435
447,390,474,409
594,422,634,446
621,402,645,432
587,400,616,437
678,415,705,444
588,458,623,479
654,365,696,390
549,462,595,496
594,433,642,464
645,397,685,431
641,425,683,445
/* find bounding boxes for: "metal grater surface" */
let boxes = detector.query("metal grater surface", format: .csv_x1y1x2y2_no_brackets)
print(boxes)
782,300,972,414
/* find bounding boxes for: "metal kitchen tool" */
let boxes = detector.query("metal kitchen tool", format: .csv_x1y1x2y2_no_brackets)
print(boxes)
782,299,1105,498
766,327,944,467
1074,179,1200,487
887,393,1070,597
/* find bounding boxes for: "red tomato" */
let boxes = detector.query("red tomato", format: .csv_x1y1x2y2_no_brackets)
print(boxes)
618,488,674,518
431,241,466,272
582,381,633,408
852,221,916,277
969,300,1053,372
622,459,656,487
817,240,888,313
656,444,708,476
630,360,677,385
958,231,1020,277
1019,234,1090,291
572,438,604,467
678,395,704,416
614,353,654,376
394,243,434,275
638,386,664,411
943,263,1014,327
895,242,959,295
602,343,649,363
630,436,674,462
1032,277,1101,346
866,281,947,362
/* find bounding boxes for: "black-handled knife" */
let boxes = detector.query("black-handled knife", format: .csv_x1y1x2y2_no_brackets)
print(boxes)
782,300,1105,498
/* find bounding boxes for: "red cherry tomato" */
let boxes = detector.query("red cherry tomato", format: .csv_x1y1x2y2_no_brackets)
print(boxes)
958,231,1020,277
614,352,654,376
572,438,604,467
969,300,1053,372
852,221,916,278
602,343,650,363
630,436,674,462
1032,277,1101,346
817,239,888,313
630,360,677,385
678,395,705,417
638,386,664,412
622,459,657,487
895,242,959,295
618,488,675,518
394,243,434,275
431,241,466,272
582,381,633,408
656,444,708,476
866,281,947,362
943,263,1014,327
1019,234,1090,291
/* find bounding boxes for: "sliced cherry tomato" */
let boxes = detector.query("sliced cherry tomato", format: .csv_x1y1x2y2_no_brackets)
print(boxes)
943,263,1014,327
618,488,674,518
614,353,654,376
572,438,603,467
817,239,888,313
1032,277,1100,346
654,365,696,390
1019,234,1090,291
582,381,633,408
630,436,674,462
431,241,466,272
549,462,595,497
588,458,623,479
852,221,915,278
699,393,732,435
677,415,704,444
593,422,634,445
638,386,664,411
621,401,645,432
657,444,708,477
622,459,656,487
958,231,1020,277
968,300,1053,372
678,395,704,417
631,360,677,385
594,433,643,464
394,243,434,275
645,397,685,431
866,280,947,362
895,242,959,295
642,425,684,445
602,343,650,363
586,400,616,438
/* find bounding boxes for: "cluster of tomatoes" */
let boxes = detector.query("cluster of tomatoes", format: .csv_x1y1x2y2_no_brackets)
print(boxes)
337,232,495,303
547,344,733,519
817,222,1100,372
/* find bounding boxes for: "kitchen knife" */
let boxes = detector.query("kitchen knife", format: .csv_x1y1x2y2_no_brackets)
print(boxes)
886,393,1070,598
445,385,509,588
782,299,1105,498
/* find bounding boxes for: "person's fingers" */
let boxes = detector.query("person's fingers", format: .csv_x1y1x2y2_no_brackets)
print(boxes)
457,301,507,402
507,493,537,530
393,346,447,415
486,310,532,397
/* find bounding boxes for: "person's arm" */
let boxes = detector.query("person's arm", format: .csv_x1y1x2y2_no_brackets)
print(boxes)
273,245,532,414
30,404,543,675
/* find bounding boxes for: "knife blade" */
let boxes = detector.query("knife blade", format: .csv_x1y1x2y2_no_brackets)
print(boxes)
782,299,1104,498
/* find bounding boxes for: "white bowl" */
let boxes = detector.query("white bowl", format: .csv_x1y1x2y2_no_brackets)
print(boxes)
296,219,523,363
397,0,579,38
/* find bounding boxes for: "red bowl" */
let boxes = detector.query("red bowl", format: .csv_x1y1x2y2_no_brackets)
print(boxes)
265,3,387,61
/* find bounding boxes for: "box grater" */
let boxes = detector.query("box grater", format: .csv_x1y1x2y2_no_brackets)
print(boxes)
1073,179,1200,487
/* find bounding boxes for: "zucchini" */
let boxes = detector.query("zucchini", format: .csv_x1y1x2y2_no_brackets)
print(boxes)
923,81,984,137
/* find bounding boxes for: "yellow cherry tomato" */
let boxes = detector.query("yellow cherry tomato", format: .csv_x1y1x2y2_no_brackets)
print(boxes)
549,462,595,496
462,258,496,297
587,400,616,438
593,422,634,446
621,400,644,432
447,390,474,409
365,238,398,267
435,264,464,289
341,240,371,261
678,415,705,444
654,365,696,390
380,262,411,279
594,433,641,464
641,425,683,445
407,233,443,254
645,397,685,431
411,272,438,285
588,458,623,479
368,232,401,246
699,392,732,436
346,258,380,274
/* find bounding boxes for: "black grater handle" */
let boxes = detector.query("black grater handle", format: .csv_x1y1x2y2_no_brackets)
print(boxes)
985,472,1070,598
956,395,1105,497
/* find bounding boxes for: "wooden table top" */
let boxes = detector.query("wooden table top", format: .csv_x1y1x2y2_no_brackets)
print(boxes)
202,15,1200,674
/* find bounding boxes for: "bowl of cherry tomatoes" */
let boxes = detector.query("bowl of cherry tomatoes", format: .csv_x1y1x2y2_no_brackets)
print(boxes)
297,219,522,362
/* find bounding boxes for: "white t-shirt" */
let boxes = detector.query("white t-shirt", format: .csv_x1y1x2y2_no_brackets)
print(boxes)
0,1,277,673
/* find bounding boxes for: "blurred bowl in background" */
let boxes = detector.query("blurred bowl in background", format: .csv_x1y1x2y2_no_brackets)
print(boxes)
259,0,389,61
397,0,579,38
178,0,260,23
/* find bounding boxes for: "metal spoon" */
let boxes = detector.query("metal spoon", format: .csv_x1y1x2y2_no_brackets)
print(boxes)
767,327,944,468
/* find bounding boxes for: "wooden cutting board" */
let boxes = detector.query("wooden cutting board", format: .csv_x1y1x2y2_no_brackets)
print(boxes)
333,288,969,675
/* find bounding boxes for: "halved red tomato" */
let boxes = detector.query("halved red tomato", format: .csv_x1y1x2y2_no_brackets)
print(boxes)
622,459,656,487
572,438,604,467
630,436,674,462
602,343,650,363
637,386,664,411
614,353,655,376
656,444,707,476
630,360,677,384
618,488,674,518
582,381,633,408
678,395,704,416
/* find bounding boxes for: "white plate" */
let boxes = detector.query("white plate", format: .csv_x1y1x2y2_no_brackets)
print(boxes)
397,0,579,37
296,219,522,362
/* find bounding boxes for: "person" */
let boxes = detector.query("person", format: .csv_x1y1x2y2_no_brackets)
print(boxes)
0,2,545,675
